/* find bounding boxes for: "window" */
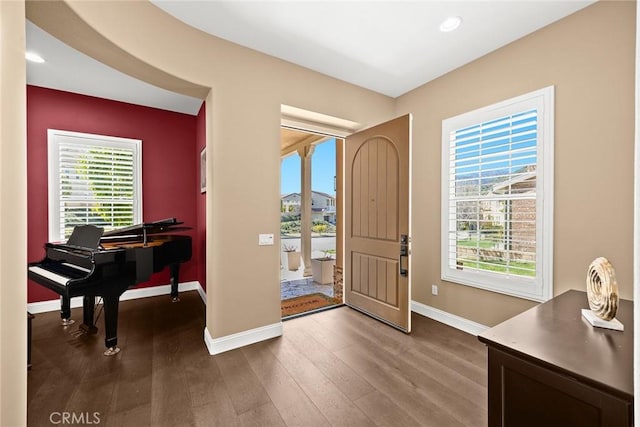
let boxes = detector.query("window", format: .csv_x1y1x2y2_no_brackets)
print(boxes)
441,86,554,302
48,129,142,241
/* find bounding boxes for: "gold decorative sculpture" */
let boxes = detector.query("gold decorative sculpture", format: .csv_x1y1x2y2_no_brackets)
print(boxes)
586,257,619,320
581,257,623,331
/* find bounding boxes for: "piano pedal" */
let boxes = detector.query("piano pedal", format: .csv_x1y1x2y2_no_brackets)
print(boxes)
79,323,98,335
69,329,85,338
103,346,120,356
61,318,75,326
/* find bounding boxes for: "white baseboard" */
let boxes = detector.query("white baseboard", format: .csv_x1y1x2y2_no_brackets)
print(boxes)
203,300,483,355
411,300,489,336
194,283,207,305
204,322,283,355
27,281,204,314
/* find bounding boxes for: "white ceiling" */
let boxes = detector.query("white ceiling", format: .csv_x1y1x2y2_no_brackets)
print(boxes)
26,1,595,115
25,21,204,115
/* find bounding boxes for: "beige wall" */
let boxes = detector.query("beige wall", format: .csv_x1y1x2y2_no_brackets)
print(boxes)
396,0,636,326
0,1,27,425
26,0,396,339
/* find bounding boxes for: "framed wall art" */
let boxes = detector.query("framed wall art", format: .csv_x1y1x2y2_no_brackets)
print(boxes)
200,147,206,193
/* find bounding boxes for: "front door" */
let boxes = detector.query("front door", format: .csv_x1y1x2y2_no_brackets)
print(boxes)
345,114,411,332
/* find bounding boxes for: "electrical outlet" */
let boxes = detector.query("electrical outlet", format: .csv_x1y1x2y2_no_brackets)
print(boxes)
432,284,439,296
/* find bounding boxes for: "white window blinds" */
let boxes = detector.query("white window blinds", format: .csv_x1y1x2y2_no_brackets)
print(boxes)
441,86,554,302
447,109,538,277
48,130,142,241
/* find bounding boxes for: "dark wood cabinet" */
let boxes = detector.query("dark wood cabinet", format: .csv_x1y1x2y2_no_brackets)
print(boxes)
478,290,633,427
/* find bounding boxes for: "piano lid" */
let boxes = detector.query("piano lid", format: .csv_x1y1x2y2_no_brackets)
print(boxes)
102,218,190,238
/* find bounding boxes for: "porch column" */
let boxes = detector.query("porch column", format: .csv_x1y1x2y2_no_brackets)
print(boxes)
298,144,315,276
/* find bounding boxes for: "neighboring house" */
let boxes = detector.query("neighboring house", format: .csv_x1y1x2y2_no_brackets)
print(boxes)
492,168,536,259
281,192,301,214
281,191,336,223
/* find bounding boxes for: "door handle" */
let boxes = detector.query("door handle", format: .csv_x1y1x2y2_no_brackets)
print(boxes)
400,234,409,277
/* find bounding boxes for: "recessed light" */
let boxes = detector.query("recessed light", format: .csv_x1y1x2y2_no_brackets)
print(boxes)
25,51,45,63
440,16,462,33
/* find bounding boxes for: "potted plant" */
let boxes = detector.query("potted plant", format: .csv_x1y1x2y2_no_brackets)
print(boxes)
311,250,336,285
283,244,301,271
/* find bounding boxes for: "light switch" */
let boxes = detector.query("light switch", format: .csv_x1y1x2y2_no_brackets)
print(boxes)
258,233,274,246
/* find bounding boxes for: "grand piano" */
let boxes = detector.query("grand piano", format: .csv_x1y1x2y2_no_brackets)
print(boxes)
28,218,192,355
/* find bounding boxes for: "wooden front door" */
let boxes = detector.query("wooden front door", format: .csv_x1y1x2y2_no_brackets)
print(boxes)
345,114,411,332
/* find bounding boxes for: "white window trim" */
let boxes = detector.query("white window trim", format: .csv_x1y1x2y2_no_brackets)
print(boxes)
441,86,554,302
47,129,143,242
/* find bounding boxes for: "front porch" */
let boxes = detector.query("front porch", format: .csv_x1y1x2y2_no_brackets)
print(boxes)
281,278,333,300
280,235,340,301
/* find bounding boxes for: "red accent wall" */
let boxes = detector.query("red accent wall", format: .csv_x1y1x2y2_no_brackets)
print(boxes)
196,103,206,290
27,85,202,302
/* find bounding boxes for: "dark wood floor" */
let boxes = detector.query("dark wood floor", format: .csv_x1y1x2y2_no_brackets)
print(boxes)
28,291,487,426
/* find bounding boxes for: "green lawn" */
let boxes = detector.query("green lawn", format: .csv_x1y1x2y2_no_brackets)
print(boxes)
459,259,536,277
457,238,497,249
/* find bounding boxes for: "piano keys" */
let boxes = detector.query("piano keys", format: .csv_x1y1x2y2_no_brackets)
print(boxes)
28,218,192,356
28,263,91,288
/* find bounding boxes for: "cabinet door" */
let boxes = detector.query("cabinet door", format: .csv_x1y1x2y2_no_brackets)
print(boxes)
488,348,632,427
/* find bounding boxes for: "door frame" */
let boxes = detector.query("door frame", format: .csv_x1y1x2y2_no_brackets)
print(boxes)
280,108,412,318
281,107,360,305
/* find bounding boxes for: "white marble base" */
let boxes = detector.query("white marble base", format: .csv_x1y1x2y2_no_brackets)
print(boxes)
581,309,624,331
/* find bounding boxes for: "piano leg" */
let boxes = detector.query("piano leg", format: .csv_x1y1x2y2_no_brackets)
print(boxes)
102,295,121,356
79,295,98,335
170,263,180,302
60,296,75,326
